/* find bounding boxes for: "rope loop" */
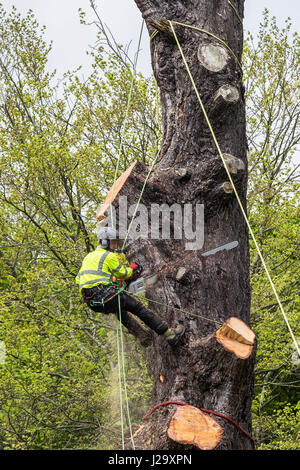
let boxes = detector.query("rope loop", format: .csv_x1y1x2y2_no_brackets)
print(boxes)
143,400,257,450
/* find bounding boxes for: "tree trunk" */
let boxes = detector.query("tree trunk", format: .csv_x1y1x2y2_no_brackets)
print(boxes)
125,0,255,450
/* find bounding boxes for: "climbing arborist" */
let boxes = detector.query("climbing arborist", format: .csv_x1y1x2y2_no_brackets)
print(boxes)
76,227,185,346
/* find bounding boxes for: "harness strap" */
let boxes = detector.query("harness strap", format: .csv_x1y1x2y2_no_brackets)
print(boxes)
83,283,125,307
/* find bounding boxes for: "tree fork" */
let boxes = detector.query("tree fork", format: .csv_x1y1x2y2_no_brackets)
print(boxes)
121,0,255,449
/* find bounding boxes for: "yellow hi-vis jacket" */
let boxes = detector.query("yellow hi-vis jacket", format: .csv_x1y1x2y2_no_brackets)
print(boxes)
76,247,133,293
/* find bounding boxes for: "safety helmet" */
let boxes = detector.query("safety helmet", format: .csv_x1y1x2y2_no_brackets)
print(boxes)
97,227,123,251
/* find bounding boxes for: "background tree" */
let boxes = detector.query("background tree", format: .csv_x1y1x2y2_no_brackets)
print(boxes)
243,11,299,450
0,4,156,449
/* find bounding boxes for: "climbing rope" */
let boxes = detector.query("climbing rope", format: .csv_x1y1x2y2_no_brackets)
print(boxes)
227,0,243,25
167,20,299,357
123,288,224,327
117,295,135,449
143,401,256,450
121,145,161,252
115,316,125,448
108,19,145,449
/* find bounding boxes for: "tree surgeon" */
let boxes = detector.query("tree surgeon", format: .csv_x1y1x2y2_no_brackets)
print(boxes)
76,227,185,345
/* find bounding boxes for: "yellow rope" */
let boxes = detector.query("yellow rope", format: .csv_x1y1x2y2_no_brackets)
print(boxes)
121,147,161,252
171,20,243,71
117,295,135,449
108,20,145,449
227,0,243,25
123,289,223,327
168,20,299,357
115,316,124,448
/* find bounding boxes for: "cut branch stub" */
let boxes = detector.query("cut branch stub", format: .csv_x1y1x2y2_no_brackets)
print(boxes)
221,182,233,194
167,405,223,450
174,167,188,179
214,84,239,105
96,161,138,221
223,154,245,174
148,18,173,39
216,317,255,359
198,43,229,72
176,267,187,281
209,84,240,117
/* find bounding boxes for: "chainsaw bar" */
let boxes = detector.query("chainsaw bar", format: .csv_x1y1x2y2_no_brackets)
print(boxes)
201,241,239,257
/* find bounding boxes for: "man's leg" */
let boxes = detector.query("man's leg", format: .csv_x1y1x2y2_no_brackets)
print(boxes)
119,294,185,344
93,291,185,345
118,293,168,335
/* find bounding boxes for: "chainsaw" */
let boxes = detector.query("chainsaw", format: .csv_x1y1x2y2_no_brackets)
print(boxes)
124,264,158,295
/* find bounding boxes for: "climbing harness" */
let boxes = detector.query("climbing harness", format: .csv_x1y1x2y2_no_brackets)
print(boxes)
82,281,125,307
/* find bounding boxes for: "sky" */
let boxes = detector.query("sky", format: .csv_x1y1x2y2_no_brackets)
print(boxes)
0,0,299,78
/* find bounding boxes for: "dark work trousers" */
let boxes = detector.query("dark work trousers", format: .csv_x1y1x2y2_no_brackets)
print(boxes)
83,286,168,336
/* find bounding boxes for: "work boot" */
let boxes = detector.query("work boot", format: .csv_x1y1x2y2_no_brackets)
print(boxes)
163,325,185,346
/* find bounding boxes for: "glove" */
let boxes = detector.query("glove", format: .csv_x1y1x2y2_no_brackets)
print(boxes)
129,263,138,271
129,263,143,281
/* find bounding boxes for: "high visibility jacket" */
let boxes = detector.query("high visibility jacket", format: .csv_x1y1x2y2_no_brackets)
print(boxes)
76,247,133,292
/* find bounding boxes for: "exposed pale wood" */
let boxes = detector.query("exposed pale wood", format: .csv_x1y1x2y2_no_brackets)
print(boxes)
198,43,229,72
167,405,223,450
213,84,239,103
96,161,138,221
209,84,240,119
223,154,245,174
174,168,188,178
221,182,234,193
176,267,187,281
216,317,255,359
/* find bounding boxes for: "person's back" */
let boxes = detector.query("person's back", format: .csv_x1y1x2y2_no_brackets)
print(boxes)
76,245,133,292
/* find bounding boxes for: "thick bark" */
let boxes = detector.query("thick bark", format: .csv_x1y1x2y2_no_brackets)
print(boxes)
122,0,255,450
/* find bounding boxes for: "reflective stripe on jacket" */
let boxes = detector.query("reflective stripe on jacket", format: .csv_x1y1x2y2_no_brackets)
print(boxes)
76,247,133,292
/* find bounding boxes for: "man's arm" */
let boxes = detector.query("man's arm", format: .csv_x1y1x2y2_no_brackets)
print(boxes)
107,252,134,280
